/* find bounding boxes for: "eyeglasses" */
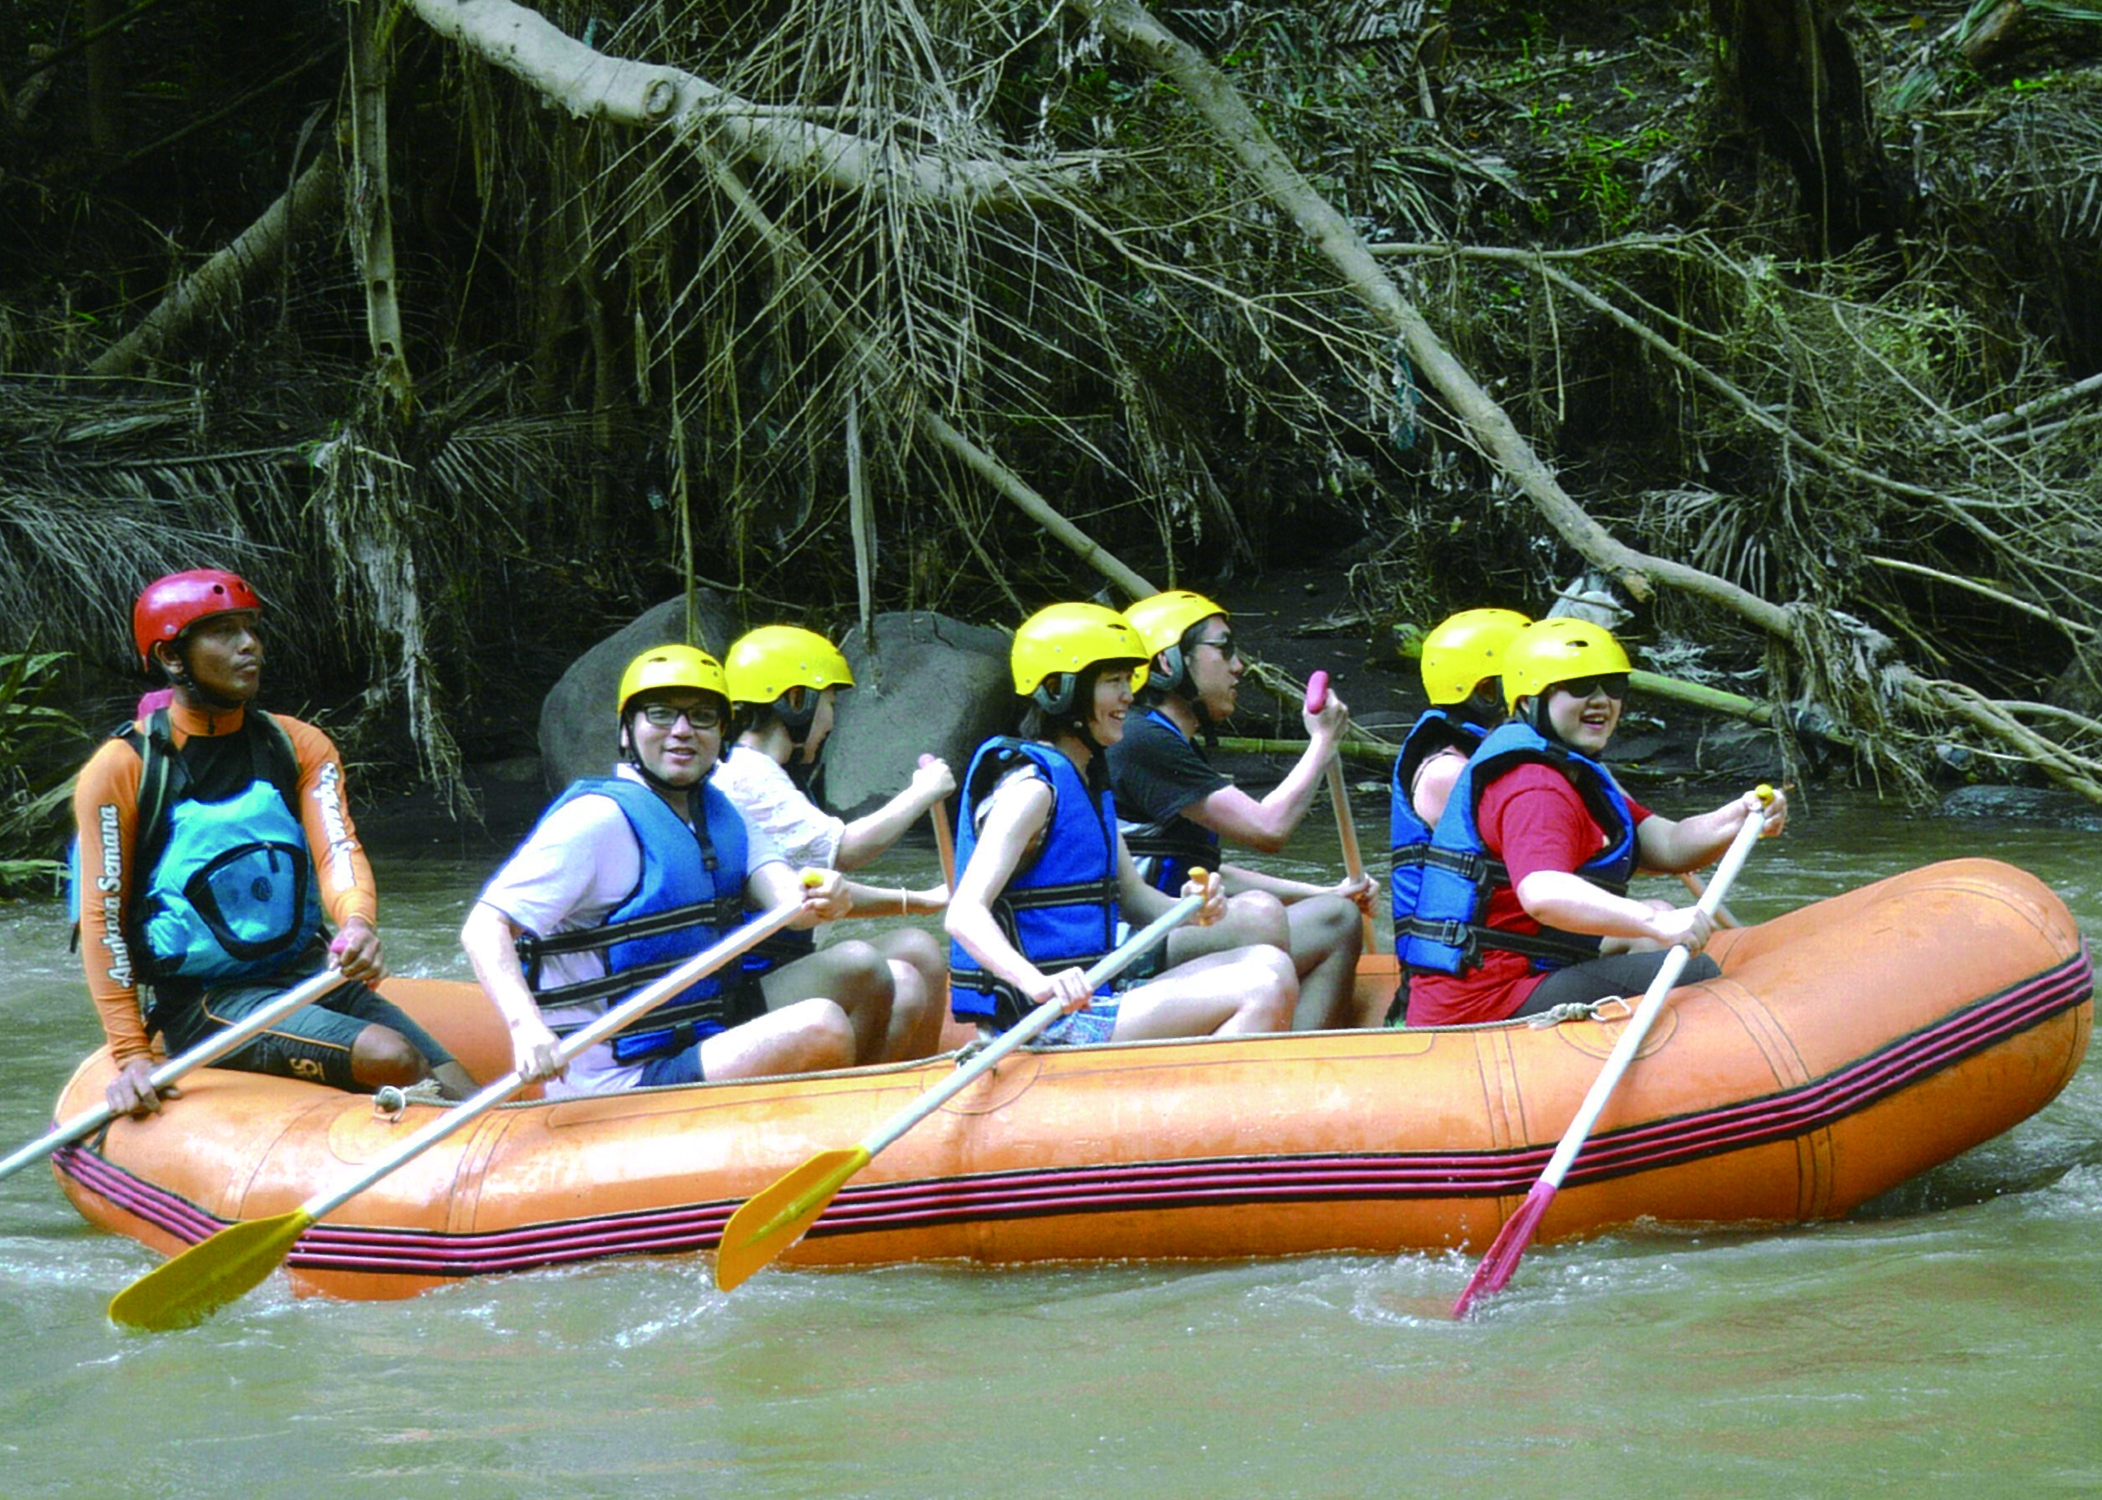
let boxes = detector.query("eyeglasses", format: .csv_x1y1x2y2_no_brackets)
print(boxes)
637,701,724,730
1554,673,1629,701
1193,632,1240,662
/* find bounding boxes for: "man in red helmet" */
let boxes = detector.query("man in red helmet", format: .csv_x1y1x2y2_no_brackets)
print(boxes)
72,569,474,1117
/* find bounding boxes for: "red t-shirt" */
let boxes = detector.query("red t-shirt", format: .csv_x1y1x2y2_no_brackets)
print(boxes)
1405,763,1650,1027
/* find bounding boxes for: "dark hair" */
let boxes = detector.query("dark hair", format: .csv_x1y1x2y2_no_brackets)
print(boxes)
1019,660,1115,744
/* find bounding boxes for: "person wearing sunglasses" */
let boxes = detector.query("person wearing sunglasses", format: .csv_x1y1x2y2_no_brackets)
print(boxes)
1400,618,1786,1028
946,604,1295,1046
1105,590,1374,1031
461,644,895,1096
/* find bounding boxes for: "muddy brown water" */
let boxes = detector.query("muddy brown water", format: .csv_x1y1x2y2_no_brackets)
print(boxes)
2,782,2097,1497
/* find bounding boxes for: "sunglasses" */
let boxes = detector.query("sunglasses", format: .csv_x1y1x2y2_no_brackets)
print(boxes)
1554,673,1629,701
637,701,724,730
1192,632,1241,662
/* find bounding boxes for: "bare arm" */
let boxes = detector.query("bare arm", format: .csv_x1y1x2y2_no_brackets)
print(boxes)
1635,787,1787,873
459,901,563,1081
1178,690,1349,852
943,776,1095,1012
835,757,955,870
1512,870,1714,954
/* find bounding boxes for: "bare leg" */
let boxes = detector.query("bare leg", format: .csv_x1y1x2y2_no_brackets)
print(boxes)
763,939,896,1064
1166,891,1289,966
698,998,856,1081
874,926,949,1060
1285,894,1365,1031
1110,944,1297,1041
348,1023,430,1089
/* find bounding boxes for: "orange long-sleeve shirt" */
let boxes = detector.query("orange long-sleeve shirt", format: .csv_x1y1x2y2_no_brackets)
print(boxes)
73,700,378,1065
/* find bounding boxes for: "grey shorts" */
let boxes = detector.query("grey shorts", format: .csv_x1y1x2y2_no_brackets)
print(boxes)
153,970,455,1091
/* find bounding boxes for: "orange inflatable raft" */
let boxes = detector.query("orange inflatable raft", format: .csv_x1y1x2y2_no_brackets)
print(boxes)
50,858,2091,1301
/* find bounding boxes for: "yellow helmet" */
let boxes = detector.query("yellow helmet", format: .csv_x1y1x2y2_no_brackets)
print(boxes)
1421,608,1531,706
724,625,854,705
1123,590,1227,697
617,643,729,720
1011,603,1149,715
1502,617,1633,713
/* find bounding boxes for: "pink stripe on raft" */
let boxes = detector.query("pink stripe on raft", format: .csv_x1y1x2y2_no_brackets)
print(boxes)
47,951,2088,1280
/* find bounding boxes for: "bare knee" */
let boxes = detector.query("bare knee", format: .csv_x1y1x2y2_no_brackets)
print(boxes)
827,939,894,1005
1294,895,1361,953
349,1024,428,1089
787,1005,857,1072
1235,892,1291,950
884,925,947,982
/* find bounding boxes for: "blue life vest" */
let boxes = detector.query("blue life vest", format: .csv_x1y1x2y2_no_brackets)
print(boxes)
1399,719,1636,978
1117,708,1222,895
125,708,322,986
1388,709,1488,933
515,775,756,1062
949,738,1121,1030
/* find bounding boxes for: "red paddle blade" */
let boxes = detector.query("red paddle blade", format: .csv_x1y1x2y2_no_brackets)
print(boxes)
1451,1179,1557,1319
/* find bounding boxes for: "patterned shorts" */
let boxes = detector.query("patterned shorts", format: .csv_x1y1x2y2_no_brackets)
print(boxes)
1037,1001,1121,1047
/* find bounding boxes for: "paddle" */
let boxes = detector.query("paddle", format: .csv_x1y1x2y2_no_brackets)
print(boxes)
715,883,1210,1291
1306,671,1374,951
922,751,957,889
0,968,349,1185
1450,786,1774,1318
107,889,814,1331
1677,870,1741,929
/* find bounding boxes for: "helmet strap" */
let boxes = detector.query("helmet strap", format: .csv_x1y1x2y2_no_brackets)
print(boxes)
620,713,705,802
773,687,820,752
161,641,246,714
1517,695,1571,749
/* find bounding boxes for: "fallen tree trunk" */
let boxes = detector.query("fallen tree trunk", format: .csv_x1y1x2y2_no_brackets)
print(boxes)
1075,0,1789,638
405,0,1073,210
1082,0,2102,803
88,146,340,377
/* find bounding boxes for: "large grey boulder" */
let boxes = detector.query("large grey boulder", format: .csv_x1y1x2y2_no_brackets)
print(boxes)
537,591,739,793
822,611,1018,817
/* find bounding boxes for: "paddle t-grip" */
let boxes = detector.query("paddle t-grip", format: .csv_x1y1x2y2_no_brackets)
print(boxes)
1306,670,1329,713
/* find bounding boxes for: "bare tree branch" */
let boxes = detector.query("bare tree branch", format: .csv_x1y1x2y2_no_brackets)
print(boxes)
405,0,1073,209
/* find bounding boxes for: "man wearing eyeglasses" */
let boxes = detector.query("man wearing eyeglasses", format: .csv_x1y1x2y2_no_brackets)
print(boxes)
1106,591,1375,1030
461,644,896,1097
1401,618,1786,1028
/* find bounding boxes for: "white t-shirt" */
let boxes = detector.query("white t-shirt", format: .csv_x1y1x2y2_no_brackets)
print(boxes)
477,765,786,1098
712,745,846,869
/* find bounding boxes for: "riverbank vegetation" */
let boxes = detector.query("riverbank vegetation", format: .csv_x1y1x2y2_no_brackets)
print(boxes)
3,0,2100,867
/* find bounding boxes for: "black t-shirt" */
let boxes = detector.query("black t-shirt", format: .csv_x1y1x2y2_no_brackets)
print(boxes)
1105,707,1233,841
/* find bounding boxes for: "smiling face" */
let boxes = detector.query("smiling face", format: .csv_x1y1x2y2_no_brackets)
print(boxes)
1088,666,1137,746
1541,676,1624,756
1183,615,1241,720
624,691,726,787
159,610,263,705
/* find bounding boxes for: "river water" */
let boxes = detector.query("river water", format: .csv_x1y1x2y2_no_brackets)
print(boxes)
2,783,2097,1497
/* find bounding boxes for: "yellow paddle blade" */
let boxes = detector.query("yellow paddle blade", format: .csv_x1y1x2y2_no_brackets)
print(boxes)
108,1208,315,1331
714,1146,870,1291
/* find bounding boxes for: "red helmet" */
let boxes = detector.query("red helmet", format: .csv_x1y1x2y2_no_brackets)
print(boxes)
133,569,264,670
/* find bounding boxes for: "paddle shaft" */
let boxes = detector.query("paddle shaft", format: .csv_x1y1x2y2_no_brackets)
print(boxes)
298,899,806,1224
1449,791,1771,1317
1306,672,1375,951
858,892,1205,1160
0,968,347,1183
1533,800,1769,1193
1677,870,1740,929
